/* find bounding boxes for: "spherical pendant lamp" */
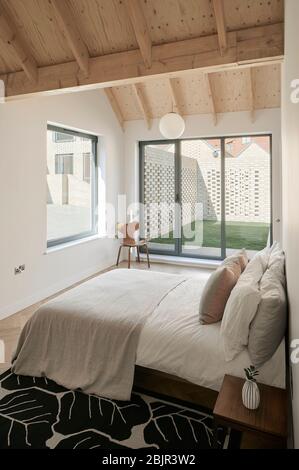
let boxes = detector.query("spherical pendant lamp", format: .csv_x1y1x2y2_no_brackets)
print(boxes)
159,112,185,139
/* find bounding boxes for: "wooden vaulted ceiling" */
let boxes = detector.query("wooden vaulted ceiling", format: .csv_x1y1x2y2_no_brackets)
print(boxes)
111,64,281,127
0,0,284,127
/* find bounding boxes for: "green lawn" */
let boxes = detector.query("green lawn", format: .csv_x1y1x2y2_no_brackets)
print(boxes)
150,220,270,252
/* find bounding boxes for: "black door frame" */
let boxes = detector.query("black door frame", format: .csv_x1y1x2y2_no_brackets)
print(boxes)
139,134,272,261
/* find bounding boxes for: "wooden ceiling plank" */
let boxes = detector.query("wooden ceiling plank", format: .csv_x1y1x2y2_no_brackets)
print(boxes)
205,73,217,125
0,23,283,99
212,0,227,56
51,0,89,77
248,67,255,123
125,0,152,68
0,9,37,82
71,63,281,122
132,83,151,129
104,88,125,131
168,78,183,116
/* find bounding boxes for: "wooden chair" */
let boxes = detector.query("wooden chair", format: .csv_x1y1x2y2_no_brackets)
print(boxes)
116,222,150,269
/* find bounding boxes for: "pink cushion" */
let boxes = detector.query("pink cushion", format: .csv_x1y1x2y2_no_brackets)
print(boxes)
222,249,248,272
199,265,240,325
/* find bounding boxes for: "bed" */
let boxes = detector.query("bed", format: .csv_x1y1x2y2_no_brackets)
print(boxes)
136,275,285,390
11,268,286,408
135,274,285,407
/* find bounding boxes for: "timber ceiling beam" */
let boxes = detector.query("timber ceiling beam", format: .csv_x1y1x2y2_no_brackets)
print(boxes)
104,88,125,131
168,78,183,116
132,83,151,129
248,68,255,123
0,23,283,99
212,0,227,56
205,73,217,126
125,0,152,68
0,7,38,83
50,0,89,77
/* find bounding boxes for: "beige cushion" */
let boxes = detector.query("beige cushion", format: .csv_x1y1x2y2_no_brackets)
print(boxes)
222,249,248,272
239,249,249,272
221,283,261,361
220,247,267,361
248,253,286,367
199,265,240,325
220,245,279,362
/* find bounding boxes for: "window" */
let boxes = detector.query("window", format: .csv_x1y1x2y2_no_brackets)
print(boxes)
140,135,271,260
47,125,98,247
55,154,74,175
83,153,91,183
54,131,75,143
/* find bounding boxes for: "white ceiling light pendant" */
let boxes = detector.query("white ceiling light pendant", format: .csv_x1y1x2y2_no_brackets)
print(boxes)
159,112,185,139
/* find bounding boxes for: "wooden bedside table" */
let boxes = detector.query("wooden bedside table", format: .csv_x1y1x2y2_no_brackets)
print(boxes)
213,375,288,449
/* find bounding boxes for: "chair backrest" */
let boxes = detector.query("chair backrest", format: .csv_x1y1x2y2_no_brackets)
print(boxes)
119,222,139,244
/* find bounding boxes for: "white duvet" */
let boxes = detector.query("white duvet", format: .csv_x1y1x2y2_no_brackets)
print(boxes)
136,275,286,391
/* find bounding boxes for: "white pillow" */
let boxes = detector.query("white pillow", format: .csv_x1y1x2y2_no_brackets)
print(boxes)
221,283,261,361
243,246,271,283
268,243,285,274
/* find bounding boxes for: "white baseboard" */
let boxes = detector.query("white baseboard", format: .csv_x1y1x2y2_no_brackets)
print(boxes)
0,260,116,321
139,253,219,269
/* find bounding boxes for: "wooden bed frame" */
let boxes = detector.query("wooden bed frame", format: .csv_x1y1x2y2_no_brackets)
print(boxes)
134,366,218,410
134,333,289,414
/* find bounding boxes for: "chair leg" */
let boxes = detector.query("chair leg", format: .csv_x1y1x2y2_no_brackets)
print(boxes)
137,246,140,263
145,244,150,268
128,247,131,269
116,245,122,266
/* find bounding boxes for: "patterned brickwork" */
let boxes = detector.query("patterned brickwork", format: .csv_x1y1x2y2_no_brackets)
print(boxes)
143,142,270,238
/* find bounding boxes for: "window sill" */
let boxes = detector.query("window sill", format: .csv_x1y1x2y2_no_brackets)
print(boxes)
45,234,107,254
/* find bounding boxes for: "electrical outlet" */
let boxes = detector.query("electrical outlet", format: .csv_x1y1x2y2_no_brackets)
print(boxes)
14,265,25,275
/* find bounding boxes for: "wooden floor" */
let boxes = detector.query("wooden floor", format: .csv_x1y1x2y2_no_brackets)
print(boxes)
0,260,212,373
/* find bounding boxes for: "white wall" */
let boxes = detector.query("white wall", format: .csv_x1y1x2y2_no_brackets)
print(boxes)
124,109,282,243
0,90,282,318
0,89,124,319
282,0,299,448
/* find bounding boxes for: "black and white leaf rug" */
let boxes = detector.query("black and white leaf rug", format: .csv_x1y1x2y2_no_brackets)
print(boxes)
0,369,236,449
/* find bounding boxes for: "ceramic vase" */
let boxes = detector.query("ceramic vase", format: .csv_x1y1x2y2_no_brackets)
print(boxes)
242,380,260,410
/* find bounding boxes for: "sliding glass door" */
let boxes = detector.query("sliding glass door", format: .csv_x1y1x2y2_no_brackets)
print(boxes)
224,136,271,258
181,139,222,258
139,135,271,260
140,142,179,254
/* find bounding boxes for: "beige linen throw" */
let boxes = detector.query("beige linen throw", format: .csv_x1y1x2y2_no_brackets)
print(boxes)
12,269,186,400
